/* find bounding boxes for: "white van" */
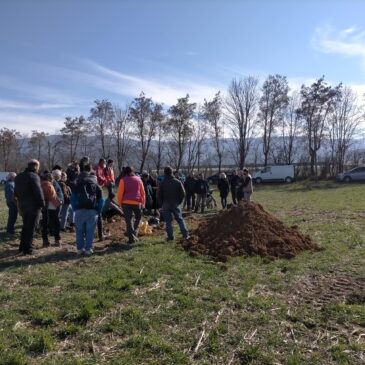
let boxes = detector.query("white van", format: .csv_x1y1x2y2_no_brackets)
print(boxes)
253,165,294,184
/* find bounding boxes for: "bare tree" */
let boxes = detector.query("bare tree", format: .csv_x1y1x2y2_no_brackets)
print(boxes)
0,128,21,171
280,91,302,164
111,104,132,172
167,94,196,170
89,99,114,158
328,87,363,175
297,76,342,177
129,93,164,172
258,74,289,166
60,116,86,163
201,92,225,172
150,115,168,174
28,130,47,162
225,76,259,169
186,117,208,172
46,138,63,170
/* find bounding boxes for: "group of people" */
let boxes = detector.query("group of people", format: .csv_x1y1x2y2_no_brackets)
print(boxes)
3,158,253,256
3,158,191,256
184,168,253,211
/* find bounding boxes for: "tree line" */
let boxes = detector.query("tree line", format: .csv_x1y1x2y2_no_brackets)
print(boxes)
1,75,364,177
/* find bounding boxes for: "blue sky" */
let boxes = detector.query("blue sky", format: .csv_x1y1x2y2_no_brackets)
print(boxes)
1,0,365,134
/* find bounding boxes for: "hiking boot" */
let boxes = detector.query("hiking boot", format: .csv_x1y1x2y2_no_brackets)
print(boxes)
77,249,85,256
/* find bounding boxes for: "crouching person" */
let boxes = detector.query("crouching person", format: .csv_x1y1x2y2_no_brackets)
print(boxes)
71,163,103,256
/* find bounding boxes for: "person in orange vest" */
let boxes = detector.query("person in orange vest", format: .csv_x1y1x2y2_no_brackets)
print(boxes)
117,166,146,244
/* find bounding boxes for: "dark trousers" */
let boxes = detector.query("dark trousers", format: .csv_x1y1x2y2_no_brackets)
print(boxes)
122,204,142,243
6,201,18,234
186,192,196,210
221,195,228,209
97,214,103,239
48,208,61,241
231,187,237,205
19,208,40,253
41,208,49,242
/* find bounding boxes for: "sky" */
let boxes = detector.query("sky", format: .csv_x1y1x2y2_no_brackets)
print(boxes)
1,0,365,134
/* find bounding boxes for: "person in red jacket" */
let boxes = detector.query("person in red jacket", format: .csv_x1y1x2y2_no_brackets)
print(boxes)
95,158,107,188
105,159,115,195
117,166,145,244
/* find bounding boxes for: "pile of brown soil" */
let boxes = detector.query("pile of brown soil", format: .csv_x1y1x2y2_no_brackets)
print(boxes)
181,202,321,261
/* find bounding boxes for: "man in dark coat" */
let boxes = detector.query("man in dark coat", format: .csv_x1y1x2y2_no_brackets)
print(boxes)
184,172,197,211
158,166,189,241
230,169,240,205
194,173,209,213
14,159,45,255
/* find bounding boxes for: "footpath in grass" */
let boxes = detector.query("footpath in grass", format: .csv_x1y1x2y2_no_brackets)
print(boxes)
0,181,364,364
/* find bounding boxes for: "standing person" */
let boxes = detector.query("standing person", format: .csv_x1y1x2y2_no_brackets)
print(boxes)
230,169,240,205
71,163,103,256
14,159,45,255
217,172,230,209
141,171,153,215
241,168,253,202
4,172,18,237
40,172,62,247
105,159,115,196
158,166,189,241
184,172,197,211
95,158,107,188
59,171,72,232
194,173,209,214
51,169,63,245
116,166,145,244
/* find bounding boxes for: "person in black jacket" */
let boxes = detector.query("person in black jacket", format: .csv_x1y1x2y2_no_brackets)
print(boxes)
217,172,230,209
194,173,209,213
157,166,189,241
230,169,239,205
184,172,197,211
14,159,45,255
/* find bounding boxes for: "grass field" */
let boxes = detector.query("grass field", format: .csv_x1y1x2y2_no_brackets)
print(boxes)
0,182,364,365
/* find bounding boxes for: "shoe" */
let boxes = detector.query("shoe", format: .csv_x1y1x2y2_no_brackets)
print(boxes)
77,249,85,256
183,235,190,240
22,249,33,255
98,235,106,242
55,240,62,247
166,237,174,242
85,250,93,256
42,240,50,248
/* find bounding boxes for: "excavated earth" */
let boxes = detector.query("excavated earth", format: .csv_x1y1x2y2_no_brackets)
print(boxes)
181,201,321,261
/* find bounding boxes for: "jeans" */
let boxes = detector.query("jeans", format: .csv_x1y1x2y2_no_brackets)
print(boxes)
194,194,206,213
74,209,98,251
163,206,188,240
122,204,142,243
6,201,18,234
59,203,71,230
19,208,40,253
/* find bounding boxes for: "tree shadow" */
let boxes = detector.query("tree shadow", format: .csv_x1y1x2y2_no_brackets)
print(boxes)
0,241,135,271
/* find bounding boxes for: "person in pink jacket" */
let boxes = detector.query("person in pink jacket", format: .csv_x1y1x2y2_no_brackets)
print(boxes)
95,158,107,188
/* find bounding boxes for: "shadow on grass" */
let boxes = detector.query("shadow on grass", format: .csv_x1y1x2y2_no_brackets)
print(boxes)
273,181,350,193
0,240,135,271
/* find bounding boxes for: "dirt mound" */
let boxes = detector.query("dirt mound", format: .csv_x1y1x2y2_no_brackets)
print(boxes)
181,202,320,261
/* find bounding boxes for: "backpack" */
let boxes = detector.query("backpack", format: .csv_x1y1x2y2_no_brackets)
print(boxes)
77,181,98,210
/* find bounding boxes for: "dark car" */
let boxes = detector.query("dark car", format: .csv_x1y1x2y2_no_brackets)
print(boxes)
207,172,233,185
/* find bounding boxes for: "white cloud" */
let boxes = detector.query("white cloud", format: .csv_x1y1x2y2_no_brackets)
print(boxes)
0,98,75,110
312,24,365,64
0,111,65,134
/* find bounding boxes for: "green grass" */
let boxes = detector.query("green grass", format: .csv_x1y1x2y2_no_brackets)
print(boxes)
0,182,364,364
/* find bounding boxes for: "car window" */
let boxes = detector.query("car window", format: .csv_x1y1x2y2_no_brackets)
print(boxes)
351,167,365,173
262,167,271,173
